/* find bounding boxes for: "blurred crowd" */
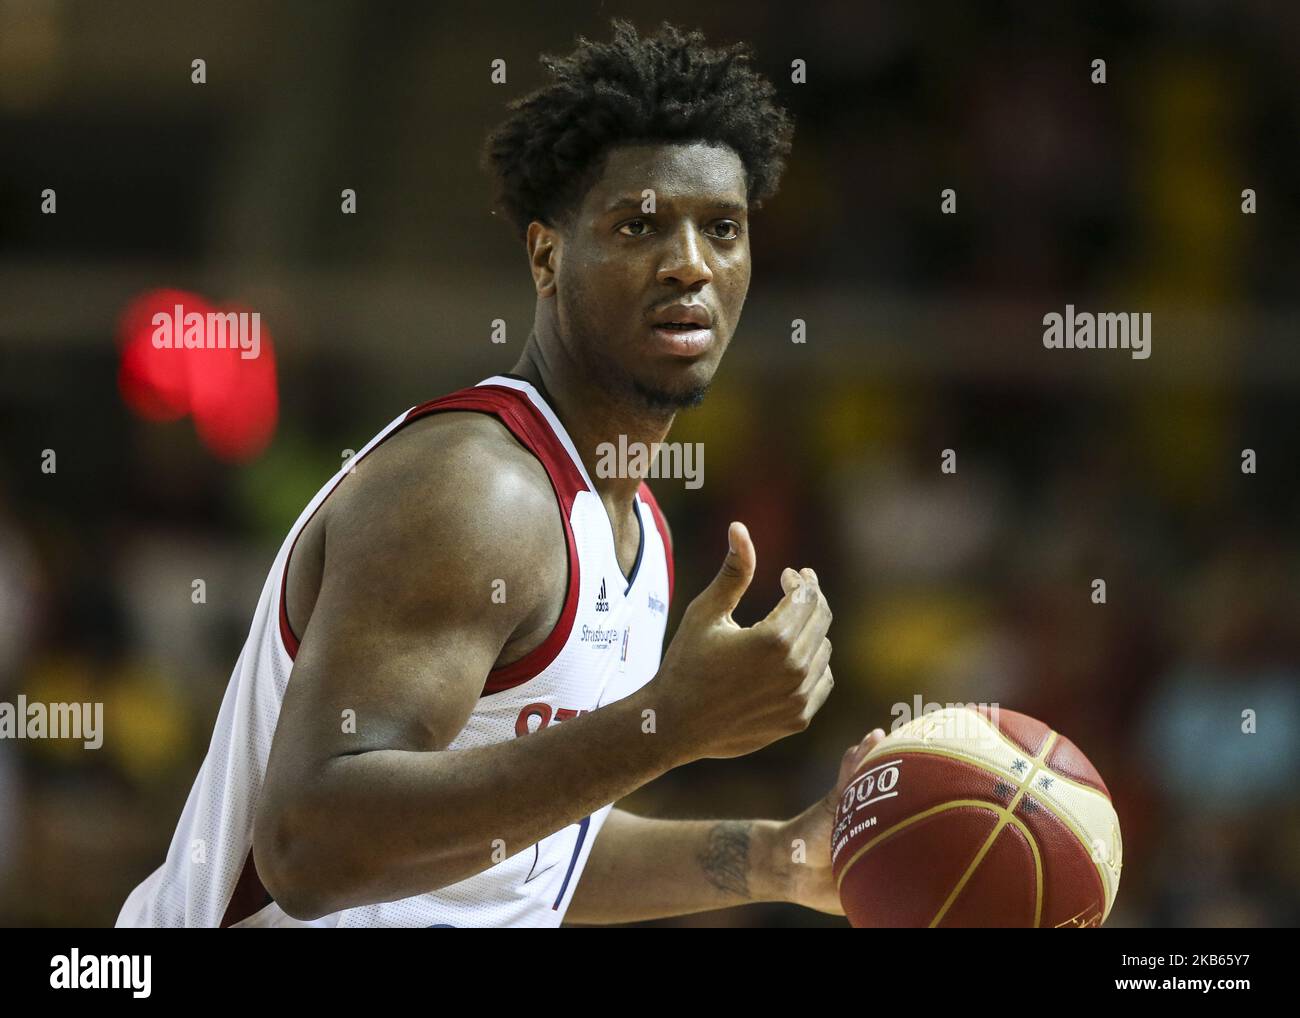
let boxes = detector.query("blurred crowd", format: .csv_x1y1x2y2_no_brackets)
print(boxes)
1,370,1296,927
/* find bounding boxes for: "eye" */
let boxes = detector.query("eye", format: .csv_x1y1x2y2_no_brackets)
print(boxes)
617,219,654,237
710,220,743,240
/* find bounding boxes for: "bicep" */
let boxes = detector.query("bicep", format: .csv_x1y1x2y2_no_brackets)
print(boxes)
280,572,504,765
262,434,564,802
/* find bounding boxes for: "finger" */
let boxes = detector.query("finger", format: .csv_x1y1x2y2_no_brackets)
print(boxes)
800,667,835,725
790,644,832,702
850,728,887,769
762,567,824,642
837,742,863,785
789,576,833,668
797,637,832,690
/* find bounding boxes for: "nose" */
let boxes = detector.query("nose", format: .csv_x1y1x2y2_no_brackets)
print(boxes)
656,222,713,290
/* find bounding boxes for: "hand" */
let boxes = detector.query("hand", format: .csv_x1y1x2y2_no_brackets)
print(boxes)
647,522,835,765
777,727,888,915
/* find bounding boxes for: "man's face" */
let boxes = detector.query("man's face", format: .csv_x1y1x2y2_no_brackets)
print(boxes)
543,141,751,411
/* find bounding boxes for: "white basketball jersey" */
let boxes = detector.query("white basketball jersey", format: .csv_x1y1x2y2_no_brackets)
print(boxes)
116,374,675,927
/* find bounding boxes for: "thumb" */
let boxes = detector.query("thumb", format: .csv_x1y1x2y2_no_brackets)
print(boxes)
850,729,887,772
837,728,887,786
696,521,756,620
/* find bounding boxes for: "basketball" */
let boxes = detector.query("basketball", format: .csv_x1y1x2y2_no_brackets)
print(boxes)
832,706,1123,927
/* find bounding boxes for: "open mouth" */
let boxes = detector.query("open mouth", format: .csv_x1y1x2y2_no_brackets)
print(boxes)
649,322,713,356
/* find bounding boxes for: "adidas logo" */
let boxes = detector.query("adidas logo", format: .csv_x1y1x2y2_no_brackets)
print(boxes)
595,578,610,613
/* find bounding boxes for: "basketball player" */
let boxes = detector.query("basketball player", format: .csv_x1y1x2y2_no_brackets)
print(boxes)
117,19,885,928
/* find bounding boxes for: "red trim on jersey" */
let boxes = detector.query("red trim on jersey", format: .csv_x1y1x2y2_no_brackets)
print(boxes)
278,593,301,658
637,480,674,607
276,383,587,699
277,462,358,661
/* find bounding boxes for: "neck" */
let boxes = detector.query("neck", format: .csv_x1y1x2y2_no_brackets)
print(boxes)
509,334,675,508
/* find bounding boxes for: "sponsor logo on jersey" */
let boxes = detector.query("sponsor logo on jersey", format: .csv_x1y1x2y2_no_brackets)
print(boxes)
647,591,666,616
580,624,620,650
595,578,610,613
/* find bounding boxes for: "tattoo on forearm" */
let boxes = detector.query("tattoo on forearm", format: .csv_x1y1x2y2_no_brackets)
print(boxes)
698,821,753,899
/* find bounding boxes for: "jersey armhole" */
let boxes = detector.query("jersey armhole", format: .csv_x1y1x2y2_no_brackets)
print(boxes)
276,389,586,699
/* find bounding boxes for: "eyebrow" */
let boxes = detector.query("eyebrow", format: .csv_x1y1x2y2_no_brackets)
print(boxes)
601,196,748,215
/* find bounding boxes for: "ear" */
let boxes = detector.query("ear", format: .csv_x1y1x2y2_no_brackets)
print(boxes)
526,221,560,298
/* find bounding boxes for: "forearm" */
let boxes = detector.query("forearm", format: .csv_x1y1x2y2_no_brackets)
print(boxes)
258,687,679,919
564,808,795,924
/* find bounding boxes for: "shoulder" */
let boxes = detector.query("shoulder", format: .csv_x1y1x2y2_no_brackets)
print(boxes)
333,410,556,527
321,410,567,615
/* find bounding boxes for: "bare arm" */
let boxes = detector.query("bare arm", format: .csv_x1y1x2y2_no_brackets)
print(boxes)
255,414,836,920
254,416,675,918
567,730,889,924
564,808,793,924
271,688,675,918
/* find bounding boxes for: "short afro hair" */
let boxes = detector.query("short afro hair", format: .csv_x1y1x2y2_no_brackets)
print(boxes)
482,19,794,241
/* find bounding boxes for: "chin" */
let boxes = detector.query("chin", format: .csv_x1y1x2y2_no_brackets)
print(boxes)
587,342,721,412
631,375,711,411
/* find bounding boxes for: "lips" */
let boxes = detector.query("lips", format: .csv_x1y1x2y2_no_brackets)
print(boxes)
646,301,716,357
650,302,712,329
